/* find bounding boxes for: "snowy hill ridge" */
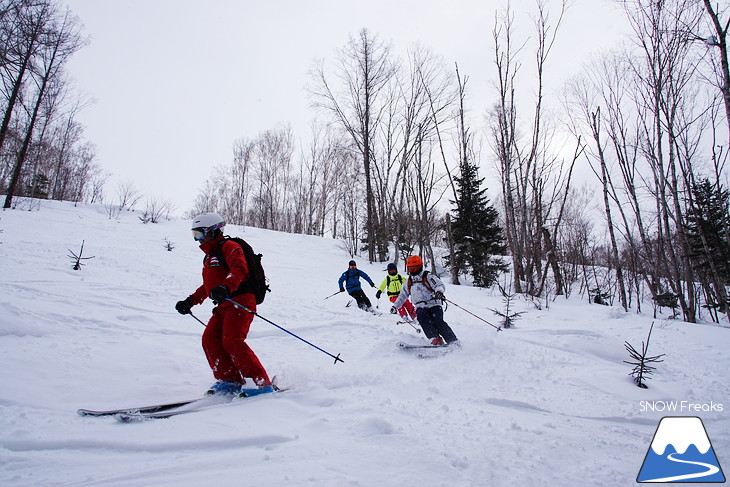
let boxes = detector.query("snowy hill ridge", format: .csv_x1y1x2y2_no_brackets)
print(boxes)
0,199,728,487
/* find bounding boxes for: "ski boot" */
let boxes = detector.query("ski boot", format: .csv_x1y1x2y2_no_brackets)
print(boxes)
206,380,244,396
238,384,277,398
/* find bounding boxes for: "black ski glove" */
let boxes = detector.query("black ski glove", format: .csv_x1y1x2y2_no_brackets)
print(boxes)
210,285,230,304
339,287,345,293
375,290,382,299
434,291,445,301
390,306,398,314
175,297,193,315
370,283,375,288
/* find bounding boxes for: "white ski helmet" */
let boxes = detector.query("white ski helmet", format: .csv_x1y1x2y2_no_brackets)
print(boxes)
191,213,225,241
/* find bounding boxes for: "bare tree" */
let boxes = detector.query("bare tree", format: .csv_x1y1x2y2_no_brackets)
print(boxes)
106,179,141,218
700,0,730,141
293,123,352,236
622,0,707,321
68,141,98,204
563,0,723,322
140,197,175,224
190,125,295,232
405,126,449,270
309,28,398,262
188,179,220,218
49,95,92,200
4,5,85,208
490,0,570,296
0,0,53,156
248,124,294,231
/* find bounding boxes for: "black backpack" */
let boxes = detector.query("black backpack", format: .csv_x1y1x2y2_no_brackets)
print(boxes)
214,236,270,304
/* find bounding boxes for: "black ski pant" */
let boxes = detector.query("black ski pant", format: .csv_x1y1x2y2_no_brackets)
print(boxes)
349,289,372,310
416,305,458,343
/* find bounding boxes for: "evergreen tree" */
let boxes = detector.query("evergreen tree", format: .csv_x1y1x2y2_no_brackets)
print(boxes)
450,160,508,287
28,174,50,199
685,178,730,311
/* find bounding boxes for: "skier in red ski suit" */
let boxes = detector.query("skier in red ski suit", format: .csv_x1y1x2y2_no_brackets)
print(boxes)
176,213,272,395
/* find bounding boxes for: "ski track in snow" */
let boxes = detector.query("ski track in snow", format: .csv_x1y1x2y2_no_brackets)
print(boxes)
2,435,295,453
0,200,728,487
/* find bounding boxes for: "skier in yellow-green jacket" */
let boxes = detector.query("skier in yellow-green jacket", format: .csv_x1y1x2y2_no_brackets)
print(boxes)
376,263,417,321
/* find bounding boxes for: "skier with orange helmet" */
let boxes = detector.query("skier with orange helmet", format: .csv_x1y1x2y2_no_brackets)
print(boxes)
391,255,459,346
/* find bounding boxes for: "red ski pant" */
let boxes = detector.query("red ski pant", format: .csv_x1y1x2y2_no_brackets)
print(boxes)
389,295,417,319
201,295,271,386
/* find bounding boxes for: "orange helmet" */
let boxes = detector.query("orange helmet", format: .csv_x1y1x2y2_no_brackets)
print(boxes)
406,255,423,276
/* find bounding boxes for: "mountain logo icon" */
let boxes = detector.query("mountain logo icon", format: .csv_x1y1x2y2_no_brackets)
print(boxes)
638,416,725,483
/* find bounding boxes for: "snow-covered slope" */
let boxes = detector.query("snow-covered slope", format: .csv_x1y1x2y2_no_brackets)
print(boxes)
0,200,728,487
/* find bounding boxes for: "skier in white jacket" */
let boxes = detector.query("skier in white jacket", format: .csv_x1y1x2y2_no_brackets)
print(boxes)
391,255,459,346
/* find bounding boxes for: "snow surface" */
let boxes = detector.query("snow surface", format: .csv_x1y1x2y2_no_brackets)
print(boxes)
0,200,728,487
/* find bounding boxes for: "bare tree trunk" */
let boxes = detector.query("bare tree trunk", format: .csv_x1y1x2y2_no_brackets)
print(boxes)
702,0,730,142
490,0,568,296
0,1,51,156
491,5,524,293
444,212,459,284
591,110,628,311
5,8,82,209
308,28,396,263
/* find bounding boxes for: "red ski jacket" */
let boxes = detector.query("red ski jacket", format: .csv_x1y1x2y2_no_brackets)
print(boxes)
189,235,250,309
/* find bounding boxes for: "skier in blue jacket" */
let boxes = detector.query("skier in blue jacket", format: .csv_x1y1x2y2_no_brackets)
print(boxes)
338,260,376,311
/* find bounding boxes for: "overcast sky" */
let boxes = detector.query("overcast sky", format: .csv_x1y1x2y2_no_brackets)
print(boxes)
61,0,628,214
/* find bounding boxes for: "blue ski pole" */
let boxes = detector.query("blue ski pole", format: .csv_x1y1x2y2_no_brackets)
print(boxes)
225,298,344,364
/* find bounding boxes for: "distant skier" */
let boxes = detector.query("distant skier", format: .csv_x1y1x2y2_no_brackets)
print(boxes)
391,255,459,346
338,260,376,311
175,213,273,396
376,263,417,322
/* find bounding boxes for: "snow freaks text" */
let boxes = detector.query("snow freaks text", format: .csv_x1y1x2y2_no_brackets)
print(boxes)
639,401,724,413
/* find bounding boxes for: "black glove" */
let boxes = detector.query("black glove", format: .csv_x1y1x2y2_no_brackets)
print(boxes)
370,283,375,288
434,291,445,301
210,285,230,303
375,290,382,299
390,306,398,314
339,287,345,293
175,297,193,315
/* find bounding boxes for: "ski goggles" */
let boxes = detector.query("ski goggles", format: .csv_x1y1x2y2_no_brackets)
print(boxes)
192,228,207,241
192,222,224,241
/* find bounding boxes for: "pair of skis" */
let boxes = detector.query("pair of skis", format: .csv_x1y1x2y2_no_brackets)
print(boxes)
78,386,284,422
